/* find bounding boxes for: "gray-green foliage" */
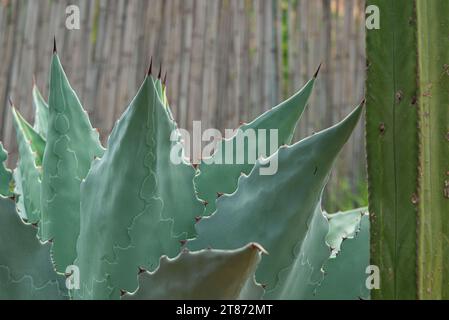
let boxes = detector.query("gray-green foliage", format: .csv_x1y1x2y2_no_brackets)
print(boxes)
75,76,203,299
0,143,12,197
124,244,265,300
188,105,364,295
11,107,45,223
0,196,66,299
195,76,317,215
32,84,50,139
311,211,370,300
0,50,368,300
40,53,104,273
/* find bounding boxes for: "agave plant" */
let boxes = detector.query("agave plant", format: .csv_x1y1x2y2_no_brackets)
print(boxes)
0,42,368,300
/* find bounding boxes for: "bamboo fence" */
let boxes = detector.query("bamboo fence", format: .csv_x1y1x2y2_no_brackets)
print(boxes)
0,0,366,210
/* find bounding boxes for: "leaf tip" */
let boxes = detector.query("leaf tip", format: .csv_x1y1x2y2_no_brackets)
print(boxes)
53,36,57,54
163,72,167,86
314,62,322,79
250,243,268,255
147,57,153,76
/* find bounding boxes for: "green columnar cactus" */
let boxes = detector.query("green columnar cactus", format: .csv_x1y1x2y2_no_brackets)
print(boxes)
416,0,449,299
366,0,449,299
0,46,366,300
366,0,418,299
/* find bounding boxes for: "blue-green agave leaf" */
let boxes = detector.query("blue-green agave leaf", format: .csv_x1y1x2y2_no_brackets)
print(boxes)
11,107,45,223
266,207,369,299
188,104,364,292
76,76,203,299
32,84,50,139
123,243,265,300
264,204,330,299
195,77,317,215
311,211,370,300
0,196,67,299
11,107,45,166
40,53,105,273
0,143,12,197
13,169,26,221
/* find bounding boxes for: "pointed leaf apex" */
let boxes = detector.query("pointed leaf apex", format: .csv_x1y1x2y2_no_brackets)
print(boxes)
163,72,167,86
250,243,269,255
360,97,366,106
158,64,162,79
8,97,14,108
314,63,322,79
147,57,153,76
53,36,57,54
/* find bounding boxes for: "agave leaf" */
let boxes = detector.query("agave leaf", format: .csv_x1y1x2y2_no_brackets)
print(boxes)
32,84,50,139
311,212,370,300
266,207,369,299
0,196,67,299
11,107,45,223
76,76,203,299
123,244,265,300
263,204,330,299
13,169,26,220
11,107,45,166
0,143,12,197
0,267,64,300
195,77,317,215
40,53,105,273
325,208,367,257
188,104,364,292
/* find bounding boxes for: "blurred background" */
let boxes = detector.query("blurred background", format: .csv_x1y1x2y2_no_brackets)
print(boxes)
0,0,367,211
